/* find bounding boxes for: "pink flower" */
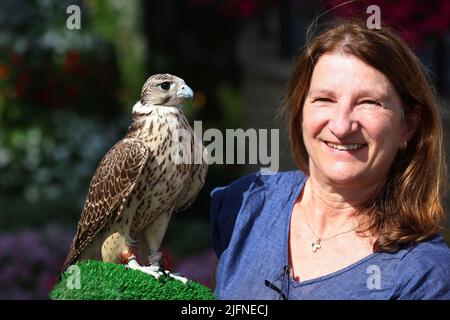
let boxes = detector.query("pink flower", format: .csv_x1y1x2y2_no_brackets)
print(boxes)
324,0,450,48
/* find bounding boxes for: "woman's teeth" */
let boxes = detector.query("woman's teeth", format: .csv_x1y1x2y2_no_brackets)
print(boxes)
326,142,366,151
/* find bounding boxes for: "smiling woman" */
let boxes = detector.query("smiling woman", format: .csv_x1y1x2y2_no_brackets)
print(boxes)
210,19,450,300
284,20,444,254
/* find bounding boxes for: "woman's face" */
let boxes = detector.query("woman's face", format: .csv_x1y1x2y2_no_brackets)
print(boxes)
302,52,411,188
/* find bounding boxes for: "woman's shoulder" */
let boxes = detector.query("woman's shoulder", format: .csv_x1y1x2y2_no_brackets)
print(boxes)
392,235,450,299
398,235,450,271
210,170,306,258
209,170,305,216
210,170,306,198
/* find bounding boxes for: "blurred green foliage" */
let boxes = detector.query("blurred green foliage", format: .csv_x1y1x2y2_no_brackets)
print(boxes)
88,0,147,109
0,0,246,258
0,0,126,230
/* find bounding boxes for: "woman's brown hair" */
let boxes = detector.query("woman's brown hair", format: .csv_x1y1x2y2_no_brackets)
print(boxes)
281,19,448,252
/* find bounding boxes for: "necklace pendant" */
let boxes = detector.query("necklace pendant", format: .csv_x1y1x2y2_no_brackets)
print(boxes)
312,239,321,253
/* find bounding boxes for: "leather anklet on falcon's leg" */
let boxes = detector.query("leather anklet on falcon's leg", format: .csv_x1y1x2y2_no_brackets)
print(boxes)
120,250,188,284
124,213,188,284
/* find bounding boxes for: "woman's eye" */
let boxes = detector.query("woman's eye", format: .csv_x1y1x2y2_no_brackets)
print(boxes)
159,82,171,90
313,97,334,103
360,99,382,106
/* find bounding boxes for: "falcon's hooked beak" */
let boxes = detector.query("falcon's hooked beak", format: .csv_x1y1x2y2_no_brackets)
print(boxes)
177,84,194,99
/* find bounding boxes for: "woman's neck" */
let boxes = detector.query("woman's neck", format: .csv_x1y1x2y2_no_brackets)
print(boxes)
299,173,382,237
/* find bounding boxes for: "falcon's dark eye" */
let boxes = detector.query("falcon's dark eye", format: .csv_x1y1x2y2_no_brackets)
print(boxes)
159,82,171,90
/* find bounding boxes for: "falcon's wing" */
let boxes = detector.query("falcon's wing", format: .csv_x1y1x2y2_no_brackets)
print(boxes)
61,138,150,274
175,147,208,212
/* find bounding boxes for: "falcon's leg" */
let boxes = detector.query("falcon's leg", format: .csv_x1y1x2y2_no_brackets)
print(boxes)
143,211,172,266
139,211,188,284
137,232,150,265
99,232,169,280
100,232,178,281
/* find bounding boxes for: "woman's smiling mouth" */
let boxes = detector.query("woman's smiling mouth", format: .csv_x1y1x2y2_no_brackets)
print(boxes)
324,141,367,151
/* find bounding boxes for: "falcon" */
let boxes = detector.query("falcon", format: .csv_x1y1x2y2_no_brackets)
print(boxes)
60,74,208,283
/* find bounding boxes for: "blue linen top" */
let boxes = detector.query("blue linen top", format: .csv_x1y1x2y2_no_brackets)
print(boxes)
210,170,450,300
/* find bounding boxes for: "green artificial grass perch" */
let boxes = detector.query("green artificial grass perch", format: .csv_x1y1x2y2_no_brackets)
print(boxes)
50,260,216,300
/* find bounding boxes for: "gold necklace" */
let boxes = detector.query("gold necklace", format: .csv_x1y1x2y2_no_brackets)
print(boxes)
304,208,360,253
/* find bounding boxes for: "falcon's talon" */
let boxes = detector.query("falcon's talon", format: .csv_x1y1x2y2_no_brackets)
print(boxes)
159,267,171,277
125,260,188,284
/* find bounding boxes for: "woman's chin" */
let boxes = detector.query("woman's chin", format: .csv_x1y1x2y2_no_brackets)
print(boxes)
319,170,367,186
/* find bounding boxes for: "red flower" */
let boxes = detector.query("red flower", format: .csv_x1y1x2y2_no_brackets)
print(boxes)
0,63,9,79
15,73,31,97
65,83,79,100
36,77,59,108
11,53,23,67
63,50,81,75
75,65,88,78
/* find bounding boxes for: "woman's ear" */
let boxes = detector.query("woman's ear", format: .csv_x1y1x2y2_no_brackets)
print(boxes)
403,105,422,143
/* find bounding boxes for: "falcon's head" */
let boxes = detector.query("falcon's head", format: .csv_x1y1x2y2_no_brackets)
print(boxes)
140,73,194,107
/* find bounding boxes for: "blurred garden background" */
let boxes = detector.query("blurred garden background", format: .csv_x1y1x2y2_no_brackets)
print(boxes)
0,0,449,299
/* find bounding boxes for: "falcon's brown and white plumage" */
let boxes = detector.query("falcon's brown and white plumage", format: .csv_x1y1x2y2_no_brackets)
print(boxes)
61,74,208,282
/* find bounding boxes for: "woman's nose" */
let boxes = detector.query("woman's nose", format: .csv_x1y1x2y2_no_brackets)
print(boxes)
328,105,357,138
